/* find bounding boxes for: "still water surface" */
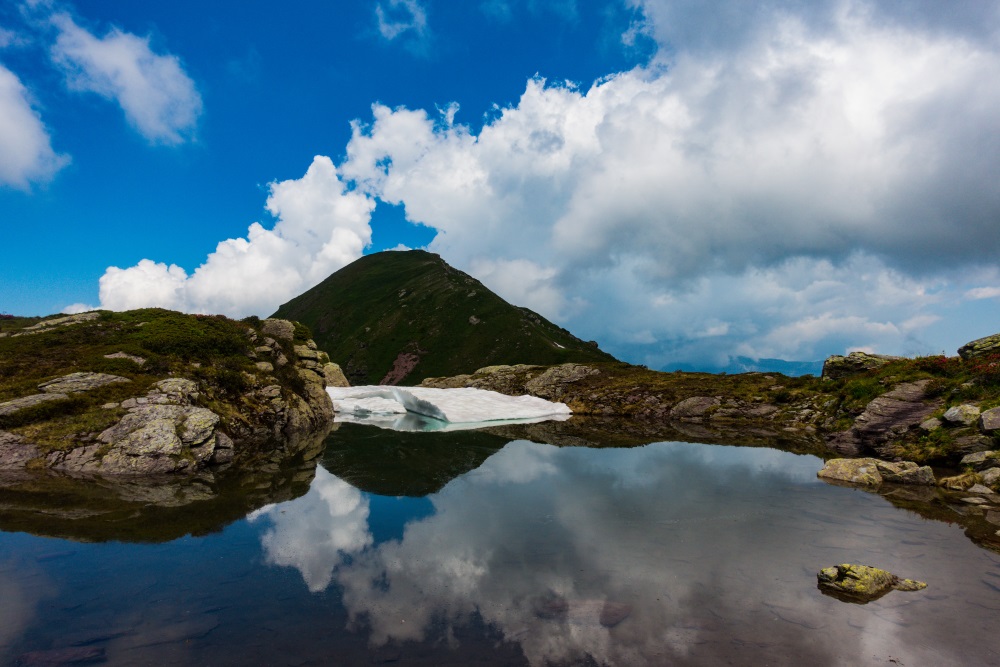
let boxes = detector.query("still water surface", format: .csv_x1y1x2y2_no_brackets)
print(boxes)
2,424,1000,665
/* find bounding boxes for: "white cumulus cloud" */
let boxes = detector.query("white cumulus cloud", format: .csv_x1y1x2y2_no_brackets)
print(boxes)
50,12,202,144
335,0,1000,363
0,63,69,188
97,156,375,317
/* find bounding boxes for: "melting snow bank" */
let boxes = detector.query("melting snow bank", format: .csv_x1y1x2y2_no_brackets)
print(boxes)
327,386,571,432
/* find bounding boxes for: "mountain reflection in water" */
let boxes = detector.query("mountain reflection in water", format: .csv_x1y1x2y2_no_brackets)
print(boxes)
2,424,1000,665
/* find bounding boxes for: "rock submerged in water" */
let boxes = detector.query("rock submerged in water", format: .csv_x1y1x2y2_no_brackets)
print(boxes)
817,564,926,603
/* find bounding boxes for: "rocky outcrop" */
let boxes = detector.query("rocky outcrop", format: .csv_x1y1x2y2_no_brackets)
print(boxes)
40,379,228,475
0,392,70,417
826,380,942,456
38,372,130,394
958,332,1000,360
0,372,131,418
0,315,333,476
817,458,935,486
261,317,295,341
669,396,720,419
822,351,900,379
524,363,600,399
7,311,100,337
817,564,926,603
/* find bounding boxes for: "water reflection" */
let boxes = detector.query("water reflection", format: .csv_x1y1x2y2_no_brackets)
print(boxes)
249,468,372,592
255,438,1000,666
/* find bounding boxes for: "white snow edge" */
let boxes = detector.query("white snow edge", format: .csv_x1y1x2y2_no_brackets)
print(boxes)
327,385,571,424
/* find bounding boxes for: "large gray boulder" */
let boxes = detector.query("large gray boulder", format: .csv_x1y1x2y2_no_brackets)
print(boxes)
524,363,599,399
943,404,980,426
875,460,935,485
958,332,1000,360
261,318,295,341
669,396,721,419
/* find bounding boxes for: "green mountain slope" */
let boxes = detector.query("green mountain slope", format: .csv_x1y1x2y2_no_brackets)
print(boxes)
272,250,617,385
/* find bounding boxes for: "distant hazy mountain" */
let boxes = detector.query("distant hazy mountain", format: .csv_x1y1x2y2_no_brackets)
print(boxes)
272,250,617,385
661,356,823,377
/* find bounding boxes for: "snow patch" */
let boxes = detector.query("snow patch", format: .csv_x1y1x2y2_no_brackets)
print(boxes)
327,385,571,432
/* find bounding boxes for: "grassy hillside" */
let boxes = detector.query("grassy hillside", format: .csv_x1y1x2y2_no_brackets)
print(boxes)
272,250,617,385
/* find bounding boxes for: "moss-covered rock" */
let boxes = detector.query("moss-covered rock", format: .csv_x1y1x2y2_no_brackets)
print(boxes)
817,563,926,603
958,332,1000,360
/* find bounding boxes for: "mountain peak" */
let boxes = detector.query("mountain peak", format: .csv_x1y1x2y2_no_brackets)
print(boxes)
272,250,616,385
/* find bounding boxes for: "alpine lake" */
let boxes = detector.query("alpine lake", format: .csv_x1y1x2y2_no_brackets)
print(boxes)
3,417,1000,666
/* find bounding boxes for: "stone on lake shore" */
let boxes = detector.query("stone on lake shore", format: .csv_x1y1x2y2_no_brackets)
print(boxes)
817,458,934,487
817,458,883,485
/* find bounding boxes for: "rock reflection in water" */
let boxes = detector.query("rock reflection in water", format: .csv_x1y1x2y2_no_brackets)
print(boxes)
0,429,328,543
256,434,1000,666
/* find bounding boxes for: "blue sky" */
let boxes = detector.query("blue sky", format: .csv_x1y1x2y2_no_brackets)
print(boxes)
2,0,999,369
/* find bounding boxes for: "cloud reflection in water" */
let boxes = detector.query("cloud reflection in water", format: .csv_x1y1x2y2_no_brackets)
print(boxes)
252,439,1000,665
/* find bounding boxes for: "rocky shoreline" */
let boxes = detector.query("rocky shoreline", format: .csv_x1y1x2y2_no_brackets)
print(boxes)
421,332,1000,491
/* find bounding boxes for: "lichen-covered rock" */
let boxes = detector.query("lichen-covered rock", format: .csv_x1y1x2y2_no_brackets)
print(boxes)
943,404,981,425
980,407,1000,434
958,332,1000,360
37,372,130,394
822,351,900,380
0,431,42,468
294,344,320,361
0,392,69,417
875,460,935,485
323,362,350,387
817,564,926,603
817,458,882,485
669,396,721,419
960,450,1000,472
261,318,295,341
524,363,599,399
